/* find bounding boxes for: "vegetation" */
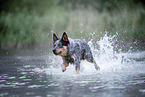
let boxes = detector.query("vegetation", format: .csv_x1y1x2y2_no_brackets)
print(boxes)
0,0,145,50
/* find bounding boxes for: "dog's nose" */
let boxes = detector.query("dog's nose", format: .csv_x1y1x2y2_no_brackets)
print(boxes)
52,50,56,54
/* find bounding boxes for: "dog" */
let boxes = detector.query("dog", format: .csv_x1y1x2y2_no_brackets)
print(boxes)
52,32,100,74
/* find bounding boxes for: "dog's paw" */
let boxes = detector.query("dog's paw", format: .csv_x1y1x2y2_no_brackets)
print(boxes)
62,68,66,72
95,66,100,70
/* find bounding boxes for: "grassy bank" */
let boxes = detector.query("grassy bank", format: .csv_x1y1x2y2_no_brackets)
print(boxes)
0,5,145,49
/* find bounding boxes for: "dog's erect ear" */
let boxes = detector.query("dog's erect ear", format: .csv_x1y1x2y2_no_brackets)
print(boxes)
61,32,70,46
53,33,58,43
61,32,69,42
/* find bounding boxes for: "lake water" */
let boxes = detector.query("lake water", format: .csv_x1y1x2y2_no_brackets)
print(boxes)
0,34,145,97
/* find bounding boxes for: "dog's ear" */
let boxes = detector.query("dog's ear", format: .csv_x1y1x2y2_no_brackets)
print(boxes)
61,32,69,42
53,33,58,43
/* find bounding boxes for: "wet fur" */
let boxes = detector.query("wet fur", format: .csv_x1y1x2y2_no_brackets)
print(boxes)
52,32,100,74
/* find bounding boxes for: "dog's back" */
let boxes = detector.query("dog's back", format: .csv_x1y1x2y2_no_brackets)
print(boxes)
68,38,92,59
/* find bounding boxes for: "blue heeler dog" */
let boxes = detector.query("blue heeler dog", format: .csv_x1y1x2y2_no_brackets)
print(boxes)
52,32,100,74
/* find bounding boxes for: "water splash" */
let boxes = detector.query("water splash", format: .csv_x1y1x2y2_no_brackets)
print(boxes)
33,32,145,78
85,32,124,74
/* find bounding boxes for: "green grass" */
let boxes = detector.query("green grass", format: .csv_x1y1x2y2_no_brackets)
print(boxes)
0,6,145,49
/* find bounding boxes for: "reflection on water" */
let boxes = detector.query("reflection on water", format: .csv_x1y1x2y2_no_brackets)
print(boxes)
0,34,145,97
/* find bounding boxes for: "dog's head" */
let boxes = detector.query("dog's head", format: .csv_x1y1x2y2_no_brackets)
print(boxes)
52,32,70,57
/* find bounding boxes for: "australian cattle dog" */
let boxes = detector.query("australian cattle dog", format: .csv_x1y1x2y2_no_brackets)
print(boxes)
52,32,100,74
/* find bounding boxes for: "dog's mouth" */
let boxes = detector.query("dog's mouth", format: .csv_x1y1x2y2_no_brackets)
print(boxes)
53,50,62,55
57,51,62,55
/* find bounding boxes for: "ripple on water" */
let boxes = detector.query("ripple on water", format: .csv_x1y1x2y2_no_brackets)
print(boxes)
28,85,45,88
22,79,32,81
89,86,106,89
19,76,27,79
139,89,145,93
89,86,106,92
0,84,18,88
47,83,60,87
20,72,27,75
11,81,26,86
0,93,9,97
125,80,145,85
74,80,96,84
47,94,55,97
107,86,126,89
0,74,16,80
0,80,6,82
7,77,16,79
26,92,35,96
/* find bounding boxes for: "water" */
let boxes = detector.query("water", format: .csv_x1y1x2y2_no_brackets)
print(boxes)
0,33,145,97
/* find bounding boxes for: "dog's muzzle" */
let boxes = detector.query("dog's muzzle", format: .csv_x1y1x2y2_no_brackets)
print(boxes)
52,49,62,55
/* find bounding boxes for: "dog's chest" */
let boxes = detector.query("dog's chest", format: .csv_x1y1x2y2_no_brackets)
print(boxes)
66,57,74,64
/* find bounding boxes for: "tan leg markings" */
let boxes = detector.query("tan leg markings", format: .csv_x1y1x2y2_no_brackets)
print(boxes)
62,62,68,72
62,57,69,72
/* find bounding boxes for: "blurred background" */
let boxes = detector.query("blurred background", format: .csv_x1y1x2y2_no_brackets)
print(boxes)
0,0,145,50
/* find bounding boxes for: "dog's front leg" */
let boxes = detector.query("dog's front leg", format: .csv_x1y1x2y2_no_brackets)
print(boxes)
62,62,68,72
62,57,69,72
